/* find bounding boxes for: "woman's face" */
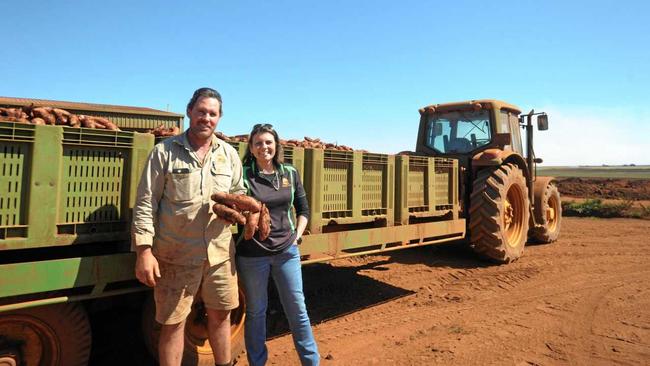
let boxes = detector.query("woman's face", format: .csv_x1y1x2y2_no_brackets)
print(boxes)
251,131,276,164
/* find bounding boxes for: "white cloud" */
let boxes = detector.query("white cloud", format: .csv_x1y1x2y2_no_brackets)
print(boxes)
533,105,650,166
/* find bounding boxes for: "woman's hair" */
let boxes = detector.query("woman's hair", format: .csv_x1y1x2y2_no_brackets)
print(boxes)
186,87,223,116
243,123,284,167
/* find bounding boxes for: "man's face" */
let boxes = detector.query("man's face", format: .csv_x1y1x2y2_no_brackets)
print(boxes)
187,96,221,141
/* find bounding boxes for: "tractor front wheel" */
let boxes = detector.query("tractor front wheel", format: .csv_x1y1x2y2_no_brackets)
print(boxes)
469,163,530,263
530,181,562,243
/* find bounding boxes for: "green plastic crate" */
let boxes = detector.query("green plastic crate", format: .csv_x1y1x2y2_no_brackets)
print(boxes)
395,155,458,225
0,121,154,249
226,141,305,178
227,141,248,161
303,149,394,234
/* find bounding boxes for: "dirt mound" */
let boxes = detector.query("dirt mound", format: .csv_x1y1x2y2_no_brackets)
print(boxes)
556,177,650,200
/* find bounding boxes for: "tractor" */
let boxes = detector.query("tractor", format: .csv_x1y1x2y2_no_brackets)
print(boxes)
415,100,562,262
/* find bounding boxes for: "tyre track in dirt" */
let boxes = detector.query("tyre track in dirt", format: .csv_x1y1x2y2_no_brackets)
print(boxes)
243,218,650,366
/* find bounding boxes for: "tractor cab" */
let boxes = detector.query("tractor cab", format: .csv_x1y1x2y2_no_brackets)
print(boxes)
416,100,526,159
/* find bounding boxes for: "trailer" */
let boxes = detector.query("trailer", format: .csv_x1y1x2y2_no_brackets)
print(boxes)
0,96,557,365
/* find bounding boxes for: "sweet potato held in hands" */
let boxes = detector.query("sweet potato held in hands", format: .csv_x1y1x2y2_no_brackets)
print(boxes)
211,192,261,213
211,192,269,239
212,203,247,225
244,211,260,240
258,204,271,241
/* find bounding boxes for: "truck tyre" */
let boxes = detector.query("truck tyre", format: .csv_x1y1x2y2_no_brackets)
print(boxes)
0,303,91,366
469,163,530,263
530,182,562,243
141,291,246,366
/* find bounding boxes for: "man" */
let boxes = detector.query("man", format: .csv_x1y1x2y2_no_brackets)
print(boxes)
133,87,245,366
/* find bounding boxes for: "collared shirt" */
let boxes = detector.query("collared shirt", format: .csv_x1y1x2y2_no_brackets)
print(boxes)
132,132,246,266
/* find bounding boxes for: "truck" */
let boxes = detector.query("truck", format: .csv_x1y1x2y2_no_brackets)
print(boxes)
0,97,560,365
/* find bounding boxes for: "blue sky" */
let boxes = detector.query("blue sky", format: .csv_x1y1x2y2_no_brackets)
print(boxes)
2,0,648,165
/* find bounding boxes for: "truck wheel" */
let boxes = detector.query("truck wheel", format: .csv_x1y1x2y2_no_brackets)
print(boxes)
530,182,562,243
142,290,246,366
0,303,91,366
469,163,530,263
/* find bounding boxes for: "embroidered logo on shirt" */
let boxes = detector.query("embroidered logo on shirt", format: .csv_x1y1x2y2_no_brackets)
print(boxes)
211,155,232,177
282,177,290,187
212,156,226,171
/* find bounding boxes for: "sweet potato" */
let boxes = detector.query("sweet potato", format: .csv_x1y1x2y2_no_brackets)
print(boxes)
211,192,261,213
80,116,96,128
90,117,106,129
258,204,271,241
52,108,71,125
5,116,29,123
32,108,56,125
244,211,260,240
215,131,231,141
212,203,246,225
79,115,116,130
2,108,28,119
147,124,177,137
231,134,248,142
1,108,13,117
94,116,120,130
68,114,80,127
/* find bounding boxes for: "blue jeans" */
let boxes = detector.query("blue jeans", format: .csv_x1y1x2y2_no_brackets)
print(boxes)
236,244,320,366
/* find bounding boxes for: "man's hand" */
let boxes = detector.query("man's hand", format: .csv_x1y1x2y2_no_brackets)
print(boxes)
135,246,161,287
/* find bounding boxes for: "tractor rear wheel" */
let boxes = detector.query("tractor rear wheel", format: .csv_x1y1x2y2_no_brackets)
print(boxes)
530,182,562,243
469,163,530,263
0,303,91,366
142,290,246,366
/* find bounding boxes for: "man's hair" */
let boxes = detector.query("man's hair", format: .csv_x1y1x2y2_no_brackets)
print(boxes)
186,87,223,116
243,123,285,168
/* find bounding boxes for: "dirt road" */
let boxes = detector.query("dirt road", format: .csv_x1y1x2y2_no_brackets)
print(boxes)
247,217,650,365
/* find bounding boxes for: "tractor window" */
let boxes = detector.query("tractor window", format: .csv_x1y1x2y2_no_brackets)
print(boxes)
499,110,511,134
425,109,491,154
499,110,512,151
510,113,523,153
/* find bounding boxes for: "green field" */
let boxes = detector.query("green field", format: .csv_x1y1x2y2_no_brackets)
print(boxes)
537,165,650,179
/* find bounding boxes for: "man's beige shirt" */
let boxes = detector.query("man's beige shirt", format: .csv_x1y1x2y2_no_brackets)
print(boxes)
132,133,246,266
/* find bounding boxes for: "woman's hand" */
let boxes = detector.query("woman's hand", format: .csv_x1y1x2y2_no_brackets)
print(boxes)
296,215,308,245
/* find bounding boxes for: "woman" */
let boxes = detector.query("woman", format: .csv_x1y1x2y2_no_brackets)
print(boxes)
236,123,320,366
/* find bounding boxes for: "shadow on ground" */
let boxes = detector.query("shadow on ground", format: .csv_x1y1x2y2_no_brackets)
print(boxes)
87,292,156,366
267,241,489,338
